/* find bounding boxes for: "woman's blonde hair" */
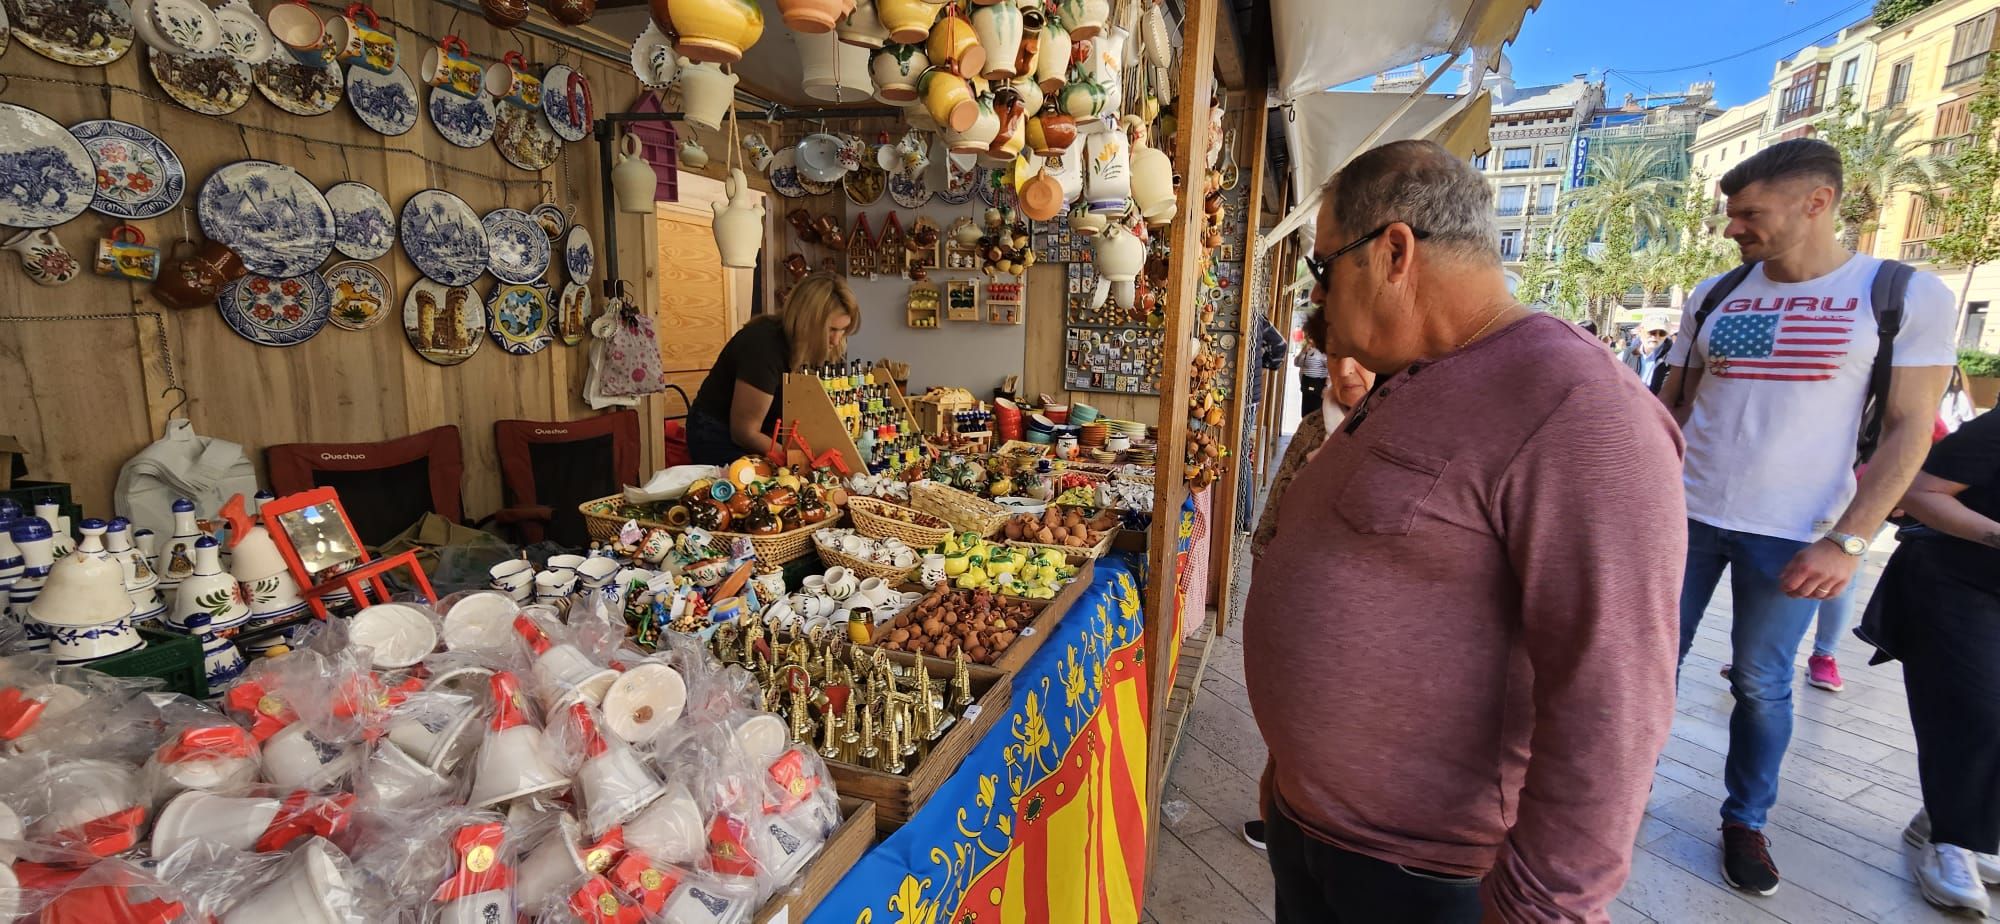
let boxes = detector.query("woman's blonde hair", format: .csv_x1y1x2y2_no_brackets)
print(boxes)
780,273,861,368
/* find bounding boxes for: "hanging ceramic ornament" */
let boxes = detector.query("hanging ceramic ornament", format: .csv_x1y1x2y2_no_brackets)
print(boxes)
487,284,553,355
326,181,396,261
0,104,95,230
70,120,186,221
712,168,765,269
150,48,255,117
541,64,594,143
8,0,135,66
323,260,391,331
429,86,497,148
197,160,335,277
679,59,740,132
346,62,420,136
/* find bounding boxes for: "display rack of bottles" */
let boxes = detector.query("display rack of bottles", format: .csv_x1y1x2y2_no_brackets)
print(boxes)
781,362,932,476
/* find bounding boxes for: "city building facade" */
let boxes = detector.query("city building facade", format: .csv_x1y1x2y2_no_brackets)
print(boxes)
1466,57,1604,290
1764,18,1881,145
1691,96,1773,209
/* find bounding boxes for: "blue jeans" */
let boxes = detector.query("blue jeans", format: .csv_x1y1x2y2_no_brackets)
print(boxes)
1811,550,1866,657
1678,519,1820,830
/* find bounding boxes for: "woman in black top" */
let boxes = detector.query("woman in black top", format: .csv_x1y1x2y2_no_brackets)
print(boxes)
1864,409,2000,913
687,273,860,465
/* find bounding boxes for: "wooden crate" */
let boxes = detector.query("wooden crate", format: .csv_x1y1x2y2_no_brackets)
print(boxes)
876,558,1093,675
781,366,923,475
753,796,876,924
827,656,1013,832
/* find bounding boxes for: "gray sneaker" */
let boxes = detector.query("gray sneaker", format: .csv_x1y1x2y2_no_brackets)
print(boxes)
1916,843,1992,915
1905,810,2000,885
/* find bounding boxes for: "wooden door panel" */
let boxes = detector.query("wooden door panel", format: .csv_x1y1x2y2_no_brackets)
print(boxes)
657,205,732,375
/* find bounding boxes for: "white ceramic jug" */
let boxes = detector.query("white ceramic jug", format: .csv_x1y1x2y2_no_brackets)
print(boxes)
1087,25,1128,116
678,58,740,132
713,168,767,269
1126,115,1176,224
949,93,1001,155
612,133,658,214
1092,218,1144,282
971,0,1023,80
1083,120,1130,214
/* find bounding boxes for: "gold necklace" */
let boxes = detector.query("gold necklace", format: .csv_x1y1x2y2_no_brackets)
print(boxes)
1455,304,1513,352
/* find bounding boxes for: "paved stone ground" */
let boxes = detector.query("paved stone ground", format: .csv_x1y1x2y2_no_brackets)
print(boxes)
1146,533,2000,923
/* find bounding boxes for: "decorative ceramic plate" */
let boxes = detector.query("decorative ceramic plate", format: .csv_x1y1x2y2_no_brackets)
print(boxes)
0,2,11,57
563,225,594,282
150,0,219,55
530,202,566,239
346,61,418,136
768,148,808,199
198,160,335,277
325,181,394,261
217,272,332,347
149,48,253,116
7,0,133,66
541,63,593,143
255,53,343,116
402,278,484,366
428,87,495,149
400,188,487,286
887,170,931,208
482,207,550,284
976,166,1017,208
937,154,977,205
554,281,590,346
69,119,184,221
629,20,673,88
323,260,389,331
845,161,885,206
494,104,561,171
0,104,95,230
210,0,273,64
487,283,551,355
799,170,837,197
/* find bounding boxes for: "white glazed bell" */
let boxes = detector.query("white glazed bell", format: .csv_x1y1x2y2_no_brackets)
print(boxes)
30,520,142,664
169,536,250,633
105,520,166,623
515,814,592,910
469,671,571,807
222,837,356,924
567,702,667,837
156,497,202,592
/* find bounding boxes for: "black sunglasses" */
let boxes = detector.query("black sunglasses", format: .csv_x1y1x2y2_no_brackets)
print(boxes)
1306,223,1433,290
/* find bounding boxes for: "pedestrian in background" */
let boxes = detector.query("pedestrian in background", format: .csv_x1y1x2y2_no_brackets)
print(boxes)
1295,339,1328,423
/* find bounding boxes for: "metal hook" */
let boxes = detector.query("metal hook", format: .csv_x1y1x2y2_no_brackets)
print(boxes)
161,386,189,420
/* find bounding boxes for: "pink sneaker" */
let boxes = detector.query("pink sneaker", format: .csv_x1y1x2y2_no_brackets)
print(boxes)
1808,654,1844,692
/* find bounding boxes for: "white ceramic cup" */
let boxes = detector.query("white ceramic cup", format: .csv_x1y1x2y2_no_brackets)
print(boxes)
222,837,351,924
576,557,619,589
263,723,359,791
533,571,576,606
892,548,918,568
801,574,826,595
854,577,890,609
150,789,280,857
823,567,856,600
545,554,587,577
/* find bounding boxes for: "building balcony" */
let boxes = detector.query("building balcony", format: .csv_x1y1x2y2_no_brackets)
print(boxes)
1902,240,1937,263
1945,53,1992,90
1532,205,1555,215
1496,206,1524,217
1774,102,1821,126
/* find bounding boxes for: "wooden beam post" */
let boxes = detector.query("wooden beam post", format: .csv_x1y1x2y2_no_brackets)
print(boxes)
1262,236,1302,486
1209,85,1270,631
1143,0,1220,878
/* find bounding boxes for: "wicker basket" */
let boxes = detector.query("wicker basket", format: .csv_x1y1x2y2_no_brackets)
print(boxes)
911,482,1011,537
848,496,952,547
577,495,843,565
1003,530,1116,560
814,542,919,583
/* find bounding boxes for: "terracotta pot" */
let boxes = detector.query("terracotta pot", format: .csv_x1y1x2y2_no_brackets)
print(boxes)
544,0,596,25
927,5,985,77
1026,103,1074,155
659,0,767,64
1019,167,1063,221
153,239,243,309
877,0,946,44
778,0,853,34
870,42,928,102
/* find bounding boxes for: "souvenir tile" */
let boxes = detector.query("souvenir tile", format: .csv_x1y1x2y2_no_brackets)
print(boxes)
530,202,567,239
482,207,550,285
494,104,560,171
346,62,419,137
254,53,343,117
402,278,484,366
541,63,592,143
554,281,590,346
197,160,335,277
400,189,486,286
218,273,332,347
323,260,389,331
325,181,395,261
428,86,495,149
8,0,133,66
487,283,551,355
70,120,185,221
563,225,594,282
149,48,253,117
0,104,94,230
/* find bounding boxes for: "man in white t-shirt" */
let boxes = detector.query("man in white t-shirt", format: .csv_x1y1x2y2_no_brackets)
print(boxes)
1659,139,1956,898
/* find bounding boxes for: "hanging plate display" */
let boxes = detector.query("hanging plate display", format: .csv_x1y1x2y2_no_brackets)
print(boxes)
210,0,273,64
0,104,95,230
541,63,593,144
150,0,220,56
254,52,343,116
402,278,484,366
400,188,487,286
148,48,253,117
70,119,183,222
530,202,566,239
976,166,1017,208
936,154,977,205
6,0,134,66
563,225,594,282
197,160,335,277
322,260,389,331
345,61,418,137
428,86,495,149
554,281,590,346
487,283,551,355
494,104,561,171
845,161,885,206
325,181,394,261
768,148,808,199
0,3,11,57
628,20,673,88
887,170,931,208
217,272,332,347
482,207,550,285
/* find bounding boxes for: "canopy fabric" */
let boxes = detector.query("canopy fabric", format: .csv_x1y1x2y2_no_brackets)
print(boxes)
1271,0,1541,102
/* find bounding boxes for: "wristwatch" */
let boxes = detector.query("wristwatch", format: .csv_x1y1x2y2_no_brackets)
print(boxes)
1823,531,1868,556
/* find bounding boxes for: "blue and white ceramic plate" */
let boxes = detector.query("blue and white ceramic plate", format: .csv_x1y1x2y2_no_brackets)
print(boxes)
487,283,551,355
888,170,932,208
554,281,590,346
563,225,594,282
541,63,592,143
323,260,390,331
530,202,567,239
483,207,550,284
346,61,418,137
197,160,335,277
400,189,487,286
9,0,133,66
768,148,808,199
402,278,484,366
217,273,332,347
254,53,343,117
325,181,394,261
0,103,95,229
149,48,253,117
494,103,560,171
429,86,495,149
69,119,183,221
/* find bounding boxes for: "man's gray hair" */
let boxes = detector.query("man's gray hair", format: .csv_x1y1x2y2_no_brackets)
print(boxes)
1321,139,1498,263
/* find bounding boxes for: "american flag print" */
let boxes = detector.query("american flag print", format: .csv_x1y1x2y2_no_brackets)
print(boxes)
1705,301,1856,382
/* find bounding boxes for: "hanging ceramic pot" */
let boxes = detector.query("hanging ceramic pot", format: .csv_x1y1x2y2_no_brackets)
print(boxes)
969,0,1021,80
1125,115,1175,225
838,0,891,46
1057,0,1107,40
778,0,853,34
870,43,928,102
799,29,873,102
1026,102,1074,156
1092,215,1142,281
877,0,946,44
1086,24,1127,116
713,169,766,268
1036,15,1070,93
660,0,766,64
1060,69,1106,119
678,58,740,132
613,134,658,213
545,0,597,26
1082,118,1130,214
918,67,977,132
927,5,985,78
949,91,1000,154
4,229,79,287
986,87,1025,158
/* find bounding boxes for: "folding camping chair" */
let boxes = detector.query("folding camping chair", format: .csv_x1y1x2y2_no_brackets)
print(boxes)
264,426,465,549
491,410,641,547
658,384,693,468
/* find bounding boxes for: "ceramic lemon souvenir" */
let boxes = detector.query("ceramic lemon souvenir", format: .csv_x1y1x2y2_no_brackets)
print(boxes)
217,272,333,347
564,225,596,281
428,85,496,149
494,104,561,171
346,61,420,136
322,260,390,331
197,160,335,277
326,181,395,261
69,119,185,221
482,208,550,284
400,189,487,286
150,48,255,116
487,284,552,355
255,52,344,116
403,279,485,366
0,104,95,231
9,0,134,66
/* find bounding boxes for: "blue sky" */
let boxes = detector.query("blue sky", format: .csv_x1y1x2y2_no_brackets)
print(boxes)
1506,0,1876,107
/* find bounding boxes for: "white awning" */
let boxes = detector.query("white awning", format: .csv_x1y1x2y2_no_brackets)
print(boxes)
1271,0,1542,103
1286,89,1494,214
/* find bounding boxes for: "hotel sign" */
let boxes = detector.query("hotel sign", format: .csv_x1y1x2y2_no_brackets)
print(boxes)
1567,136,1591,189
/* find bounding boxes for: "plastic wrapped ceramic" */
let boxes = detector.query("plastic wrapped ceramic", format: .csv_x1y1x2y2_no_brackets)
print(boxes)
222,837,358,923
262,722,360,790
150,789,281,855
348,602,439,669
516,814,591,909
33,760,139,840
385,701,482,773
599,662,686,744
568,703,667,836
624,781,704,863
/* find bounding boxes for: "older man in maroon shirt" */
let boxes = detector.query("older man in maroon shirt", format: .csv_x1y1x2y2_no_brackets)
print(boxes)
1243,140,1686,922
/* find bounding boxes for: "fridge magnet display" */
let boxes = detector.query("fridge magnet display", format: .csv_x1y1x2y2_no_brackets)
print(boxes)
945,280,978,322
487,283,552,354
326,181,395,261
0,103,95,230
217,272,332,347
400,189,487,286
402,278,484,365
149,48,254,117
323,259,390,331
197,160,335,277
70,119,185,221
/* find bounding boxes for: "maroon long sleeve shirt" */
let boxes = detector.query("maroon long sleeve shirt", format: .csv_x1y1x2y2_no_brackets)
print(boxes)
1243,315,1686,922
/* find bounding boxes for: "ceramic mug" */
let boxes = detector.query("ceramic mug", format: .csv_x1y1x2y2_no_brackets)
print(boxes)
154,238,245,309
484,50,542,109
330,3,396,74
741,133,776,171
422,35,483,99
801,574,827,595
95,225,160,282
265,0,329,65
823,566,857,600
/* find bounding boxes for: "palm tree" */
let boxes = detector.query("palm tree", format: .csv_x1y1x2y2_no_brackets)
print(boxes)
1634,240,1679,309
1557,145,1675,249
1826,106,1934,249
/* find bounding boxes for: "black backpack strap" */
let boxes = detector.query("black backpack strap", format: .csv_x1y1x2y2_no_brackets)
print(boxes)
1669,262,1759,409
1857,259,1914,463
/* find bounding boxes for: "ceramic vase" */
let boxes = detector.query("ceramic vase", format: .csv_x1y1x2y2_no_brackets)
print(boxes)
778,0,853,34
877,0,945,43
838,0,891,46
659,0,767,64
169,537,250,634
1057,0,1107,40
0,502,22,598
970,0,1022,79
713,168,766,269
156,498,202,592
1011,74,1044,118
870,42,928,102
1087,25,1127,115
105,520,166,624
1126,115,1176,224
950,92,1000,154
612,133,658,214
1084,121,1130,213
5,229,78,287
1036,15,1070,93
927,5,984,77
1060,69,1106,119
919,67,978,132
678,58,740,132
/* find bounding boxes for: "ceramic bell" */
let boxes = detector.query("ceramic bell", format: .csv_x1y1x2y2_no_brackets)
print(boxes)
187,614,247,691
221,495,307,620
168,537,250,634
156,497,202,592
37,501,73,560
105,519,166,624
612,133,658,214
469,671,570,807
799,28,874,102
677,58,740,132
713,168,766,269
30,520,142,664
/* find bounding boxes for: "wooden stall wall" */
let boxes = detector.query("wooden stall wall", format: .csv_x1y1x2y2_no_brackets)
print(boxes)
0,4,656,518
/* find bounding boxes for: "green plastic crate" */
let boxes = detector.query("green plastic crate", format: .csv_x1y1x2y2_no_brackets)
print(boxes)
91,626,207,699
0,481,79,532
